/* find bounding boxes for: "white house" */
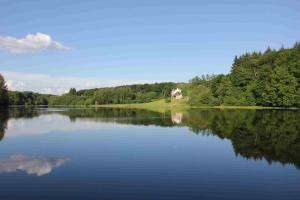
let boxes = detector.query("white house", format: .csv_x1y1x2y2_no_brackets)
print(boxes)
171,88,183,99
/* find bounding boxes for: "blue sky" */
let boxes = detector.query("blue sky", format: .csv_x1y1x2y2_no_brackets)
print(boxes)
0,0,299,94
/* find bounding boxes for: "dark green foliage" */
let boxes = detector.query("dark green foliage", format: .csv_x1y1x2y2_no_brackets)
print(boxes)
255,66,298,106
188,85,215,106
92,82,176,104
189,42,300,107
5,81,177,106
50,82,177,106
0,74,9,107
189,74,216,88
8,91,49,106
188,75,218,106
48,95,87,106
229,43,299,107
69,88,77,95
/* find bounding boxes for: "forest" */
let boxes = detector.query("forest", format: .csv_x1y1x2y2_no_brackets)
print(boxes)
0,42,299,108
48,82,176,106
188,42,300,107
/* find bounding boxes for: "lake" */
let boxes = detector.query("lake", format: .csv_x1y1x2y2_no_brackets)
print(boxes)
0,107,299,200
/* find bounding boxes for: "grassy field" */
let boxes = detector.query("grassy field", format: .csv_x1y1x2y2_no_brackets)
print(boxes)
96,98,298,112
96,99,190,112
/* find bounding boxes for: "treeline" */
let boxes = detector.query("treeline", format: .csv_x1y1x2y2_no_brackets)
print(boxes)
189,42,300,107
0,74,51,107
8,91,50,106
0,74,9,107
48,82,176,106
0,73,176,107
1,42,300,108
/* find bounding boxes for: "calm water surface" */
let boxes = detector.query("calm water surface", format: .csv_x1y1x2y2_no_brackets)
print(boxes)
0,108,299,200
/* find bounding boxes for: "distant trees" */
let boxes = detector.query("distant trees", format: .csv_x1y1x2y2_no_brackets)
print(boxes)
91,83,176,104
189,74,216,88
69,88,77,95
8,91,49,106
0,74,9,107
3,82,177,107
48,95,85,106
48,82,177,106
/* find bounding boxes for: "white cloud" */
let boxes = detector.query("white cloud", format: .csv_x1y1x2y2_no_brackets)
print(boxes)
0,32,70,53
2,71,163,95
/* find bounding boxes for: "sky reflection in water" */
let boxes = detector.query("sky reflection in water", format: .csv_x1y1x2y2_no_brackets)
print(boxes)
0,108,299,200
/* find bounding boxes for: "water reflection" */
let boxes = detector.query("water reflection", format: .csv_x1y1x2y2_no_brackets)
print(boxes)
186,109,300,168
171,111,183,124
1,107,300,169
6,114,118,137
0,110,8,141
0,154,69,176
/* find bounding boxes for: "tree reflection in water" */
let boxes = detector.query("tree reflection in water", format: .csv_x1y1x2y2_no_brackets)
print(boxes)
1,107,300,168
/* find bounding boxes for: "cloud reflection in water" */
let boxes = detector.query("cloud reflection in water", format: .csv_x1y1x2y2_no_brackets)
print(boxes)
0,155,69,176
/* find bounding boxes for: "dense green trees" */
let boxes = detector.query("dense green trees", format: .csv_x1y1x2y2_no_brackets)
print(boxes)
0,74,9,107
48,82,177,106
8,91,49,106
68,88,77,95
91,82,176,104
48,95,87,106
189,42,300,107
3,82,176,107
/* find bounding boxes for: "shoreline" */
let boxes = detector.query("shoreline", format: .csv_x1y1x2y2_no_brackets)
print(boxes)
6,99,299,111
94,99,299,111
